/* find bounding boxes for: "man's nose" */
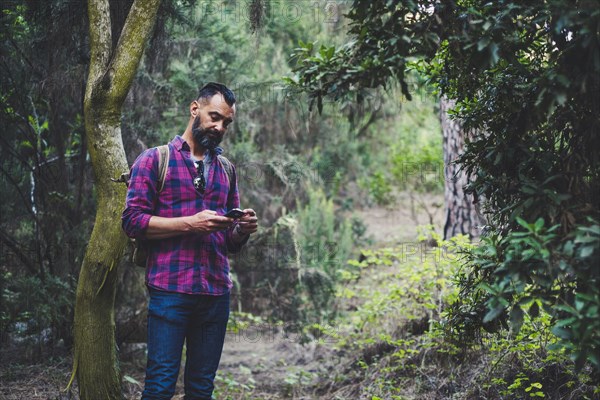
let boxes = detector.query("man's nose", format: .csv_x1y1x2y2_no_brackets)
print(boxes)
214,121,225,133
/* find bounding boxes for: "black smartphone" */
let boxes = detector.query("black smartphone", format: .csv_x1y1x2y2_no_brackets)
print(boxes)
223,208,246,219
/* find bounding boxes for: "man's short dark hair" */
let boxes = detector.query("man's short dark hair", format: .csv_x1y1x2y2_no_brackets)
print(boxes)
197,82,236,107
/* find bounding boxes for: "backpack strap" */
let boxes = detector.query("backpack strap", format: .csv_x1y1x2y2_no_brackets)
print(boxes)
156,144,170,193
115,144,170,189
217,154,233,185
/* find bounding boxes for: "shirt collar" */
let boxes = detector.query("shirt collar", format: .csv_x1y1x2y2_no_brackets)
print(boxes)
172,135,187,152
171,135,223,156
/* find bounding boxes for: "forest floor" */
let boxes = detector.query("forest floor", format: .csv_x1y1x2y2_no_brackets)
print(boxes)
0,192,445,400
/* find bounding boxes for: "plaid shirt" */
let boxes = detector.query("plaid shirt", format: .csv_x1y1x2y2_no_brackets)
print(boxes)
122,135,248,295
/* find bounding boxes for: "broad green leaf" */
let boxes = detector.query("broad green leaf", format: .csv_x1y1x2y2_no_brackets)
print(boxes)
534,218,544,230
579,246,595,258
510,305,524,334
554,317,577,328
551,326,573,339
483,305,505,323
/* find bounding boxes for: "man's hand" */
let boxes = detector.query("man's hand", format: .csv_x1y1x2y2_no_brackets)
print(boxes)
145,209,239,239
235,209,258,236
188,210,235,234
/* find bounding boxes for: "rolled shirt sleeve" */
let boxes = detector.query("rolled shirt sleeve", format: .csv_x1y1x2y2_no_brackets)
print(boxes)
122,148,159,239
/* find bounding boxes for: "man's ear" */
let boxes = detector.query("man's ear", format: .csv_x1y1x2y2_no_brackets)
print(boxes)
190,100,200,117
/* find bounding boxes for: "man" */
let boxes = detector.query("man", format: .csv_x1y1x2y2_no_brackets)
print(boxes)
122,82,258,399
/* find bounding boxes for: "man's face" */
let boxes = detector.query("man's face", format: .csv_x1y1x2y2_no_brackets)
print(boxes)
191,94,236,150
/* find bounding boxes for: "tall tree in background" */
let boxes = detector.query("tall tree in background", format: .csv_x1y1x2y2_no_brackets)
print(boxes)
72,0,161,397
440,97,482,239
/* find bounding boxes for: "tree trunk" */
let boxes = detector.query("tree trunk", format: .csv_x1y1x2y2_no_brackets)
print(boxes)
441,97,483,240
71,0,161,398
73,115,129,398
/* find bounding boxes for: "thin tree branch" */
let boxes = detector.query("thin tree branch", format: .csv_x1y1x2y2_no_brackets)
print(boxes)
0,227,38,275
0,164,36,219
356,105,381,138
106,0,162,105
86,0,112,97
0,134,34,174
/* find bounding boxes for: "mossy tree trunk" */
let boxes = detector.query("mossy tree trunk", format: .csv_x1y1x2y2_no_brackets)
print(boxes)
72,0,161,398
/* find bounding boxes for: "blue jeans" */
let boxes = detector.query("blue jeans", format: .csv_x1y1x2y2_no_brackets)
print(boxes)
142,288,230,400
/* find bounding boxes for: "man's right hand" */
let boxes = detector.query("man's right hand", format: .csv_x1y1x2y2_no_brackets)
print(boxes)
145,210,234,239
188,210,234,234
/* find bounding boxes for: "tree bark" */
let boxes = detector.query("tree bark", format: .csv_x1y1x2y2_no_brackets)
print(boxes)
71,0,161,398
441,97,483,240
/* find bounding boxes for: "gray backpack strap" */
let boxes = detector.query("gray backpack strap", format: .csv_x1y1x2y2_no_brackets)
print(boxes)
156,144,170,193
217,154,233,185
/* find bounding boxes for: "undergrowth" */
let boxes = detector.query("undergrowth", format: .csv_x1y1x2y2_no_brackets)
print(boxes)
314,227,600,399
205,227,600,399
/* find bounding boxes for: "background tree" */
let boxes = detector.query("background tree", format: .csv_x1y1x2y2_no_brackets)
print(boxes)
71,0,161,398
0,0,93,355
440,97,482,239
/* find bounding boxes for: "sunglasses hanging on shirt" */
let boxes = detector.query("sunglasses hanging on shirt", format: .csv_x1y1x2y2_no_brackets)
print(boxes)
193,160,206,193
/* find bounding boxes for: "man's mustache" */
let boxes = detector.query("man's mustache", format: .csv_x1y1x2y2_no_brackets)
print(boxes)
205,129,223,139
192,117,222,137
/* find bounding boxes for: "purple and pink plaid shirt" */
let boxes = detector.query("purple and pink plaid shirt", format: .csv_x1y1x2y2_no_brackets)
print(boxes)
122,135,248,295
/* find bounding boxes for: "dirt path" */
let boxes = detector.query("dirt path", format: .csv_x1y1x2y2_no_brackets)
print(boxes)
356,193,445,244
217,325,340,399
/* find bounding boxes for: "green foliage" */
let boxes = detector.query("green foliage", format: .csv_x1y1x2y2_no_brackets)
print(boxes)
283,369,316,398
360,170,395,206
0,0,95,355
427,2,599,370
289,0,600,370
448,216,600,370
340,228,471,349
213,371,256,399
0,271,74,348
322,228,599,398
295,187,354,322
391,131,444,193
469,300,600,399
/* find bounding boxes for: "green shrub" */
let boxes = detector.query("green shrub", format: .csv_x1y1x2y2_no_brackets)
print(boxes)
295,187,355,322
1,271,74,352
330,228,599,398
447,217,600,370
391,133,444,194
359,170,395,206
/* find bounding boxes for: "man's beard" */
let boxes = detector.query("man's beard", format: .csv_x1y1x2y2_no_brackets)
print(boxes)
192,116,223,150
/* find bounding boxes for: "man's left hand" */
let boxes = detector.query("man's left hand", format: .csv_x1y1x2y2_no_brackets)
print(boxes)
236,209,258,236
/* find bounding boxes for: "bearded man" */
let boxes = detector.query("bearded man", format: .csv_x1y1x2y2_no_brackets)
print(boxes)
122,82,258,399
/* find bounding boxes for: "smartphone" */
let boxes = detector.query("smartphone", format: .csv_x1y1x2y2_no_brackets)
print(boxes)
223,208,246,219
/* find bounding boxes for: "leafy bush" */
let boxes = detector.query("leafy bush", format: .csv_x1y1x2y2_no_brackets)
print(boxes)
325,228,599,398
359,170,395,206
391,133,444,194
0,271,74,352
295,187,354,322
448,217,600,370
